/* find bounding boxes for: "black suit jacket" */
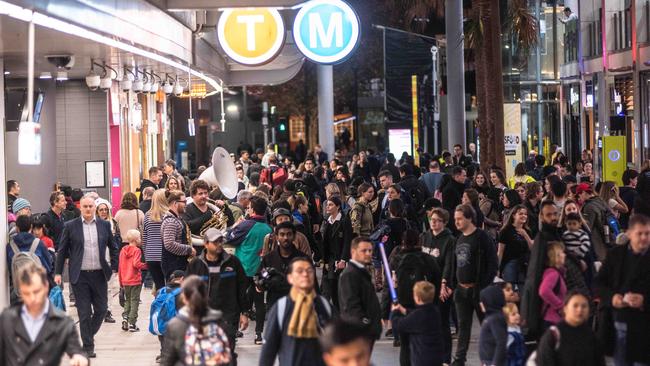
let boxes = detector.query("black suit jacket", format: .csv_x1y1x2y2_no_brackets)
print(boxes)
55,217,118,284
338,263,382,339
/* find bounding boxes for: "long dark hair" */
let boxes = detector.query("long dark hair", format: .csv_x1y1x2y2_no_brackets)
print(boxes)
182,275,209,334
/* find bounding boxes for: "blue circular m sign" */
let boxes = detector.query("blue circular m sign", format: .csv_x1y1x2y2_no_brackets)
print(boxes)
293,0,360,64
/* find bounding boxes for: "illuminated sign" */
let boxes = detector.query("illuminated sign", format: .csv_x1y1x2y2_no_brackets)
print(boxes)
217,8,285,66
293,0,360,64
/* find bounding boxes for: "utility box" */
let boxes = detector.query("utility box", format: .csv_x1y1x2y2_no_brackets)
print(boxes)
602,136,626,186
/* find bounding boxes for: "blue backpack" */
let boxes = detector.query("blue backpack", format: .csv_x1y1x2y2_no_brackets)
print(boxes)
149,286,182,336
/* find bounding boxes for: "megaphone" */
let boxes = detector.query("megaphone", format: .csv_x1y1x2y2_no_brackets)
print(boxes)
198,147,238,199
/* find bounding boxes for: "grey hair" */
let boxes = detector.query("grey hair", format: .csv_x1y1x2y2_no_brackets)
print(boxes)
237,190,253,202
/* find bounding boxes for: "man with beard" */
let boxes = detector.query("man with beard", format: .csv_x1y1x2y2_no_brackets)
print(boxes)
183,179,233,237
520,200,561,339
186,228,250,365
160,191,196,279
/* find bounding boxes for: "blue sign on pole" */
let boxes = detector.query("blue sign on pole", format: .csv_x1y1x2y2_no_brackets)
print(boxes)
293,0,360,64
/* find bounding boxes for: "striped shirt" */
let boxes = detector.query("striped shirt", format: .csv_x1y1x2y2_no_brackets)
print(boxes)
143,212,163,262
562,229,591,259
161,211,192,256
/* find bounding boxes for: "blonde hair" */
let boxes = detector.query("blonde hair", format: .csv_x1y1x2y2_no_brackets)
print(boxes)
125,229,141,243
149,189,169,222
502,303,519,323
546,241,565,268
325,183,341,199
413,281,436,304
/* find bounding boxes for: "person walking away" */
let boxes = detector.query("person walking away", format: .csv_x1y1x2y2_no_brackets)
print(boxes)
391,281,445,366
0,263,89,366
594,214,650,365
225,196,272,345
149,270,184,363
143,189,169,292
160,190,195,280
507,163,536,189
118,229,147,332
319,319,373,366
186,228,250,365
338,237,383,343
139,186,155,214
447,204,498,366
320,196,353,309
259,258,333,366
538,242,567,329
577,183,611,261
161,275,232,366
442,167,467,231
533,290,606,366
478,285,507,366
54,195,119,358
420,160,445,196
503,303,526,366
114,192,144,249
421,208,455,364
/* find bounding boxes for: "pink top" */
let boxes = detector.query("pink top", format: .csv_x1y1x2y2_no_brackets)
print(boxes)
538,267,567,324
114,209,144,243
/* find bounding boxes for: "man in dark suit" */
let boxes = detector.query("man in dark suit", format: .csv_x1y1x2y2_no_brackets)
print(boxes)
338,236,382,343
55,195,118,358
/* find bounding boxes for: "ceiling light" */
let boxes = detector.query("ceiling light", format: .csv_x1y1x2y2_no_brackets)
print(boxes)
39,72,52,79
227,104,238,113
56,71,68,81
3,71,9,75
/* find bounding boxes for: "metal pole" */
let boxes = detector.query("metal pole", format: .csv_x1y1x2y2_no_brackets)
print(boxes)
27,21,34,122
0,56,9,308
445,0,467,149
262,101,269,148
317,64,335,157
536,0,544,154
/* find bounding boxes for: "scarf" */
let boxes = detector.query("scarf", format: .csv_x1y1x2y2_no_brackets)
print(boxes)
287,287,318,339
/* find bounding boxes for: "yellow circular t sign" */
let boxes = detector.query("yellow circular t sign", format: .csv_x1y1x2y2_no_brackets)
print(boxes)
217,8,285,66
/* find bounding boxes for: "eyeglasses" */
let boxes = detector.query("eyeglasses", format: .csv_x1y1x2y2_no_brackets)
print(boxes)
431,218,443,223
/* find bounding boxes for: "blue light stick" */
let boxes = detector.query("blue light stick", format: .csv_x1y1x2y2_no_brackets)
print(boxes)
378,236,398,304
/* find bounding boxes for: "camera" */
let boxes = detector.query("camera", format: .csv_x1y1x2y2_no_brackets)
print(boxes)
253,267,283,291
45,55,75,70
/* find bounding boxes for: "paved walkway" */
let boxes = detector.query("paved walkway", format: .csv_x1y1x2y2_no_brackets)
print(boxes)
61,277,483,365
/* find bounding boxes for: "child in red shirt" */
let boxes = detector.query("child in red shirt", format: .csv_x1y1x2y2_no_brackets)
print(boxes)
118,229,147,332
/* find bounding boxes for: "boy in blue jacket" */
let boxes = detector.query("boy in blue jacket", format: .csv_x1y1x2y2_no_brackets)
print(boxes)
391,281,444,366
478,285,507,366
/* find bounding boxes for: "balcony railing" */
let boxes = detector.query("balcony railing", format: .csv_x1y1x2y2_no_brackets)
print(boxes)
613,6,632,50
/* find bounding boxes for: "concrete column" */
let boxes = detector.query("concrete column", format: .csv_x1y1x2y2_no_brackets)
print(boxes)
0,57,9,308
445,0,466,150
317,64,334,157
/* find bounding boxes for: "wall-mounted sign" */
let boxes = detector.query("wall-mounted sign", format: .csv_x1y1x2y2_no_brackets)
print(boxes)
85,160,106,188
293,0,360,64
217,8,285,66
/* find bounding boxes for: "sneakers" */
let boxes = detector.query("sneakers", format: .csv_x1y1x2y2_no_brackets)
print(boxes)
254,333,263,345
385,328,393,339
104,311,116,323
236,330,244,338
128,324,140,332
121,320,129,331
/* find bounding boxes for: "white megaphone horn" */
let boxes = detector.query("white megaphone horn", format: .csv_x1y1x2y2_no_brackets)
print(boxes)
198,147,238,200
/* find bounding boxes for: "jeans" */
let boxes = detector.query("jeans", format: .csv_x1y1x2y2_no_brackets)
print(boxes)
72,270,108,351
501,259,523,287
248,277,266,335
614,321,649,366
453,286,485,363
122,285,142,325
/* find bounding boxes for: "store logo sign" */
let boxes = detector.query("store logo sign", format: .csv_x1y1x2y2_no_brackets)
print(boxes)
217,8,285,66
293,0,360,64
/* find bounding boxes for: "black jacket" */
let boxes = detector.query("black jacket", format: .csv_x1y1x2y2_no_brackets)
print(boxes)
259,245,308,307
594,244,650,363
186,251,250,320
0,301,85,366
478,285,507,365
535,321,606,366
391,303,444,366
338,262,382,339
55,217,118,284
42,208,65,250
138,179,158,202
442,179,466,228
447,228,498,289
320,215,353,265
139,199,152,214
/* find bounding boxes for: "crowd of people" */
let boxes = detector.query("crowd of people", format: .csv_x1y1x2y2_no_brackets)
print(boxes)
1,143,649,366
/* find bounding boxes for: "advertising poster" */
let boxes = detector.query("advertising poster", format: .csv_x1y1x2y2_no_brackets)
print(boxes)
503,103,523,178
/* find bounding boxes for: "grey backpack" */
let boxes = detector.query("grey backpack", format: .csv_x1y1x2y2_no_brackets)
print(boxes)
9,238,43,282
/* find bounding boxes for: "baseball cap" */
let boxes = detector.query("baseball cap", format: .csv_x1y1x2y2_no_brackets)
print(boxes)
203,228,225,243
169,270,185,281
272,208,291,222
575,183,593,195
12,198,31,213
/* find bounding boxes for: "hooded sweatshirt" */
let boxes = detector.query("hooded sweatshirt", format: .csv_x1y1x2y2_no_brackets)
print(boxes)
118,244,148,286
479,285,507,366
420,228,455,281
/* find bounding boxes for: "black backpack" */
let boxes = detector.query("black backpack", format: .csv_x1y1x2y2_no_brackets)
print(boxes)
396,252,431,304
